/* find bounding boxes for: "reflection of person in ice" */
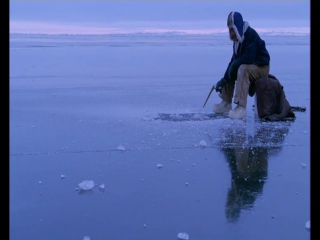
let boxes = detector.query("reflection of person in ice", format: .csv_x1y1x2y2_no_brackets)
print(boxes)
219,121,291,222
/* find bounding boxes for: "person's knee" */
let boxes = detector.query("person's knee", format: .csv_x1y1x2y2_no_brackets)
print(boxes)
237,64,249,77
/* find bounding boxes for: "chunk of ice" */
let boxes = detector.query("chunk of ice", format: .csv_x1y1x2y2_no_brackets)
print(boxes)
61,175,65,179
99,183,105,192
78,180,95,191
83,236,90,240
177,232,189,240
199,140,207,147
305,220,310,231
117,145,126,151
157,164,163,169
301,163,307,169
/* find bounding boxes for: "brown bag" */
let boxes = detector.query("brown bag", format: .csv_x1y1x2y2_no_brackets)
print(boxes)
249,74,295,121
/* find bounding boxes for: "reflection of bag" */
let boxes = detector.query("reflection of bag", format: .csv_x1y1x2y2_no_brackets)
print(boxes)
250,74,295,121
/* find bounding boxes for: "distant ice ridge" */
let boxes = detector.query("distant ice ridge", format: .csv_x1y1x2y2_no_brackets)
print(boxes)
10,32,309,48
9,21,309,35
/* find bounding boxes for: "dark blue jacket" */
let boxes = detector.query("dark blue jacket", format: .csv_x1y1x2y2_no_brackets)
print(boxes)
224,26,270,82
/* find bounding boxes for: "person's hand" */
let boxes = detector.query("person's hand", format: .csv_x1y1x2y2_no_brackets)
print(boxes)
215,78,227,93
228,61,238,80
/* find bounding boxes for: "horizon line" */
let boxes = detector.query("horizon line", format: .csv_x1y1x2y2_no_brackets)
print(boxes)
10,20,310,35
9,29,310,36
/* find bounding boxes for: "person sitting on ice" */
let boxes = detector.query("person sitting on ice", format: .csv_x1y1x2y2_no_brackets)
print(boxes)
213,11,270,119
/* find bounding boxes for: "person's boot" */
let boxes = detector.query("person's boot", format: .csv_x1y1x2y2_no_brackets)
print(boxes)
212,100,232,114
229,104,247,119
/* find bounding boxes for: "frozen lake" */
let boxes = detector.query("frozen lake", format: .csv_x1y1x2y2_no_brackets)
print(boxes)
10,33,310,240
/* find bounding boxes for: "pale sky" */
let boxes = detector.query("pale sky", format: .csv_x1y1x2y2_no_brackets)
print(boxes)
9,1,310,35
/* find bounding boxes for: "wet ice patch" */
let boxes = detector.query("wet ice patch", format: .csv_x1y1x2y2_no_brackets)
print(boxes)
153,112,227,122
177,232,189,240
78,180,95,191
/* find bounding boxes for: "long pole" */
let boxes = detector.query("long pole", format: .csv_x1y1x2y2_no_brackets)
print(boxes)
203,85,215,108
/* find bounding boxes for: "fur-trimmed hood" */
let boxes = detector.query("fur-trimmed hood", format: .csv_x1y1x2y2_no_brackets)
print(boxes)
227,11,250,43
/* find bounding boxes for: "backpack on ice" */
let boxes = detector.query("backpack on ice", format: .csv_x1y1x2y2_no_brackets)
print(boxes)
249,74,296,121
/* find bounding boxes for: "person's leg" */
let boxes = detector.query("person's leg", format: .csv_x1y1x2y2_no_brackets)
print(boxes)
234,64,270,107
212,81,235,113
220,80,236,103
229,64,269,119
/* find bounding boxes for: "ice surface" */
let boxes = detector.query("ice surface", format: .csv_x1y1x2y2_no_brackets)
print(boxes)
9,32,310,240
